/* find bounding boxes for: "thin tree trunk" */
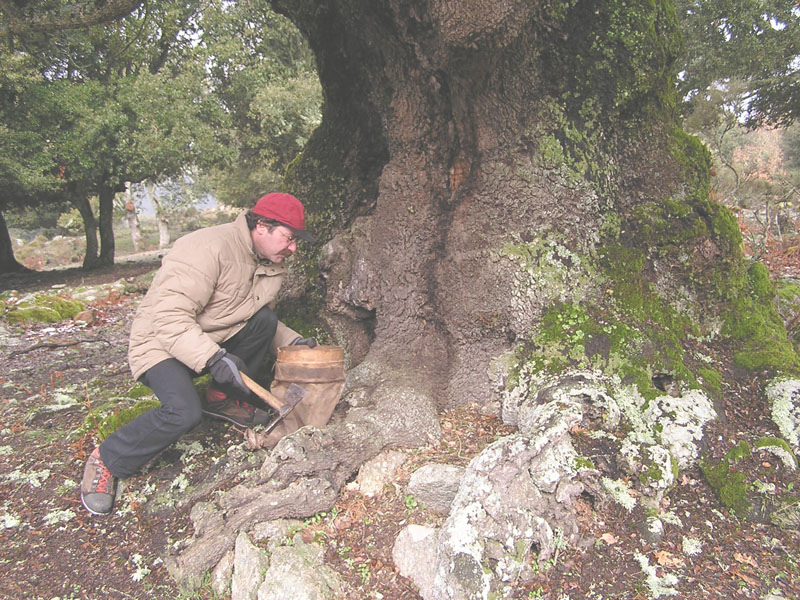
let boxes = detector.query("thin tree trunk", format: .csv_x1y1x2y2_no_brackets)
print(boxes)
0,210,28,274
70,191,100,270
124,182,142,253
144,180,170,249
98,182,116,266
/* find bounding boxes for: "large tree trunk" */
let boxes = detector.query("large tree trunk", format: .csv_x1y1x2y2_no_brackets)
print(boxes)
277,0,715,405
0,211,28,274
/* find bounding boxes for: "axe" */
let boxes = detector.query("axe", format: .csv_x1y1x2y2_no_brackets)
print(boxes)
240,372,308,433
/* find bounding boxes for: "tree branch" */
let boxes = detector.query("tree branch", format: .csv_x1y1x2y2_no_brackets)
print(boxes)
0,0,144,37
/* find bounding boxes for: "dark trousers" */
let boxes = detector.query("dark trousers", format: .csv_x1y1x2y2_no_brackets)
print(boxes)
99,305,278,478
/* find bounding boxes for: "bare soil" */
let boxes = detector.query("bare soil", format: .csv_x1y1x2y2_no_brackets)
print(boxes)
0,248,799,600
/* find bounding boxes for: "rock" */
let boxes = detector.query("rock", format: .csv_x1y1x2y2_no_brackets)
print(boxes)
73,309,96,324
393,524,439,599
251,519,298,551
655,390,717,469
639,516,665,544
347,448,407,496
231,531,268,600
257,537,344,600
210,549,234,597
407,463,464,514
431,396,586,600
766,378,800,448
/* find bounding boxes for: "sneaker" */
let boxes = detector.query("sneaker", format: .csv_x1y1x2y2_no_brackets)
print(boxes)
80,447,117,515
203,387,272,427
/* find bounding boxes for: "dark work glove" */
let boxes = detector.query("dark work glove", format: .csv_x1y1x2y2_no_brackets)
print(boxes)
291,336,318,348
206,349,250,395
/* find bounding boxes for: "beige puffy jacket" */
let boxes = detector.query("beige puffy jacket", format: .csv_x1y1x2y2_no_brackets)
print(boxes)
128,212,300,380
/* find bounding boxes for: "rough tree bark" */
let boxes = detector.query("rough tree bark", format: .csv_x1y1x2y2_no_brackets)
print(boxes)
280,0,694,405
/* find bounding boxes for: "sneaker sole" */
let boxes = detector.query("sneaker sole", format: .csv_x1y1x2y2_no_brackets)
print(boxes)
202,407,253,428
81,493,114,516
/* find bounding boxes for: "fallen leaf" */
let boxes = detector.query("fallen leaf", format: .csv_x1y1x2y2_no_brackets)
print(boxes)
655,550,685,568
600,532,618,545
734,552,758,568
732,568,759,586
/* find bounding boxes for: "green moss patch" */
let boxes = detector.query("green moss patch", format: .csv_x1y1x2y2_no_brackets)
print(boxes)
2,292,86,325
699,456,751,519
722,263,800,373
80,398,161,442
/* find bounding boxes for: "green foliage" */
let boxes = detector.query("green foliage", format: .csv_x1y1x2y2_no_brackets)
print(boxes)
697,367,723,399
726,440,752,462
198,0,321,207
548,0,681,121
676,0,800,127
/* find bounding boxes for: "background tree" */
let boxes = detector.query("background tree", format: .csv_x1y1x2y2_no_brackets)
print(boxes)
0,0,230,270
198,0,321,206
676,0,800,127
0,51,63,272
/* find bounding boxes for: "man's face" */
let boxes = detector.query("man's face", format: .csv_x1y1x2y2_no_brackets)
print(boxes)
252,222,298,263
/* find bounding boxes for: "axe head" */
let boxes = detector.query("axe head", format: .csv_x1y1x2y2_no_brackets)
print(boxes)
278,383,307,416
264,383,308,435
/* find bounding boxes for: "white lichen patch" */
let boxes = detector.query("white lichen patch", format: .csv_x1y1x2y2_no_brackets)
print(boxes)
504,368,715,508
753,479,776,494
681,536,702,556
130,553,152,582
176,440,205,464
655,391,716,469
660,511,683,527
43,508,76,526
0,445,12,455
634,551,679,598
500,238,598,334
1,511,21,529
765,378,800,448
170,473,190,492
601,477,637,511
756,444,797,471
647,517,664,537
41,390,80,412
4,468,51,488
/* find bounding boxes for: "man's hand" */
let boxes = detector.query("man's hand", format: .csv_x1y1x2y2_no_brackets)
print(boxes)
291,337,317,348
206,349,250,395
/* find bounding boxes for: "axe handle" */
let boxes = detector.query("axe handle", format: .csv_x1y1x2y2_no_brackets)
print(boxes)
240,372,284,412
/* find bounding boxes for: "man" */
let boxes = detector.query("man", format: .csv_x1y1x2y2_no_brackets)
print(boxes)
80,192,317,516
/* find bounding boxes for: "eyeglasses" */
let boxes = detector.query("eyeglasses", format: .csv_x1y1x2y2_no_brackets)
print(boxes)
276,228,297,245
256,219,297,244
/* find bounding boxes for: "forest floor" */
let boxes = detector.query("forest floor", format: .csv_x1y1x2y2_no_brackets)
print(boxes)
0,224,799,600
